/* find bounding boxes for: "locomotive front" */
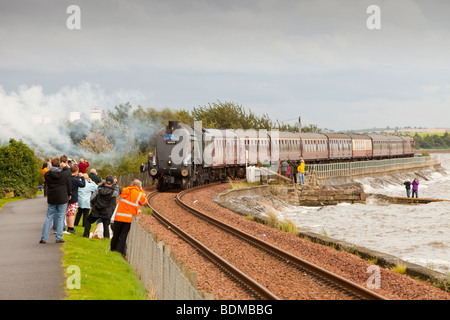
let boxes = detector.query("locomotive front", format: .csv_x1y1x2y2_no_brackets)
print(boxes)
148,121,200,190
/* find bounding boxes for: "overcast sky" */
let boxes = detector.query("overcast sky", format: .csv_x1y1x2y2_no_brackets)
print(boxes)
1,0,450,132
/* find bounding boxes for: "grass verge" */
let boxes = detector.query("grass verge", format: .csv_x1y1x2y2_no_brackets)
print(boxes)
267,211,298,235
0,197,24,210
62,225,148,300
390,262,407,275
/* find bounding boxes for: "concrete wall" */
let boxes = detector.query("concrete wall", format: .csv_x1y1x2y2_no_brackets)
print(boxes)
269,184,369,206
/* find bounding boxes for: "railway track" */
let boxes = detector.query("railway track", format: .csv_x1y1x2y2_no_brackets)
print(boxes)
146,183,388,300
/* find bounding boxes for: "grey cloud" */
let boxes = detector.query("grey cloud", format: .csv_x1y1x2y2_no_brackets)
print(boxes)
1,0,450,131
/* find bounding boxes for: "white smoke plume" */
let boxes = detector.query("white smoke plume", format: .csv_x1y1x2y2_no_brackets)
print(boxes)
0,82,156,163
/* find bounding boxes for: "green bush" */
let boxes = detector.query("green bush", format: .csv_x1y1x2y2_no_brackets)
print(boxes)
0,139,40,198
96,152,148,178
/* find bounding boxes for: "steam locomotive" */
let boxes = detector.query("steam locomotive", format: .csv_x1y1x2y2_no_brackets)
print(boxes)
148,121,415,190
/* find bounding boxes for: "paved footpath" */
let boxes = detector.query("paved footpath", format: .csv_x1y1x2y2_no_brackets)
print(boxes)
0,195,66,300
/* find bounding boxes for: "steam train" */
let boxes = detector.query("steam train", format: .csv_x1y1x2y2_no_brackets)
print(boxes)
148,121,415,190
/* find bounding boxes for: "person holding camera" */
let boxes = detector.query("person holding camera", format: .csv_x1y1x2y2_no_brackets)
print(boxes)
111,179,148,256
78,158,90,174
39,157,72,244
84,175,121,239
75,173,98,227
65,164,86,234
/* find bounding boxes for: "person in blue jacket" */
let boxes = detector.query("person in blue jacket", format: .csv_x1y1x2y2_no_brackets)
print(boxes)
75,173,98,227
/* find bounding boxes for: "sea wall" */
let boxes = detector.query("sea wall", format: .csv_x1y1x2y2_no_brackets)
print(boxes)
269,184,369,206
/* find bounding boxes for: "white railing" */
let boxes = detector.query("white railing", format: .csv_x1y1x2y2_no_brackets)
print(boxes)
305,156,440,180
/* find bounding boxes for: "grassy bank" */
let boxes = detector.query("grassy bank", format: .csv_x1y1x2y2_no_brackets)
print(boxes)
62,225,148,300
0,197,24,210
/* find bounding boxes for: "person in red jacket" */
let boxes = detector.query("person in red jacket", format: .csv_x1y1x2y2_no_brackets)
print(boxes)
111,179,148,256
78,158,89,174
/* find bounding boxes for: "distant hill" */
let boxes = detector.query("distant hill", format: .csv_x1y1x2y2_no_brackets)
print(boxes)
350,127,450,135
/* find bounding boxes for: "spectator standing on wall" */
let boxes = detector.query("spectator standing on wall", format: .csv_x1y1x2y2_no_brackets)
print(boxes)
403,179,411,198
291,160,298,184
298,158,305,185
280,160,288,176
412,178,419,198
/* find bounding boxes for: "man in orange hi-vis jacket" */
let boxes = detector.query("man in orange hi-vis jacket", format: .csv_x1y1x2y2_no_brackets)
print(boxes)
111,179,148,256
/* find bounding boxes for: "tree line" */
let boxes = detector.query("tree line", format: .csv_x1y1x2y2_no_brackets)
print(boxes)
14,101,450,198
2,101,313,197
67,101,320,177
411,132,450,149
175,100,320,132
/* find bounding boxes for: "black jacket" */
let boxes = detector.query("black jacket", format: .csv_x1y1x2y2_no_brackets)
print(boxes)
44,167,72,205
88,172,102,185
90,183,121,219
69,175,86,204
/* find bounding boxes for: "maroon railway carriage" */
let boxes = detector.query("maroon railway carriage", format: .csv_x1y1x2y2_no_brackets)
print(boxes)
400,135,415,157
348,134,372,159
298,133,328,162
324,133,352,160
276,131,301,161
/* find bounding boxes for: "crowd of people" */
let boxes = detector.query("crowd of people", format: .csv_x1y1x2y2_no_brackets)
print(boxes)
39,155,148,256
280,157,306,185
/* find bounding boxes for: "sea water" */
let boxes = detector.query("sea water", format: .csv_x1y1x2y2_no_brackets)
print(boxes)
281,154,450,274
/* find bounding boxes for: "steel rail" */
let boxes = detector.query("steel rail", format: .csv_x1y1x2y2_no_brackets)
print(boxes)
175,184,389,301
146,190,280,300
